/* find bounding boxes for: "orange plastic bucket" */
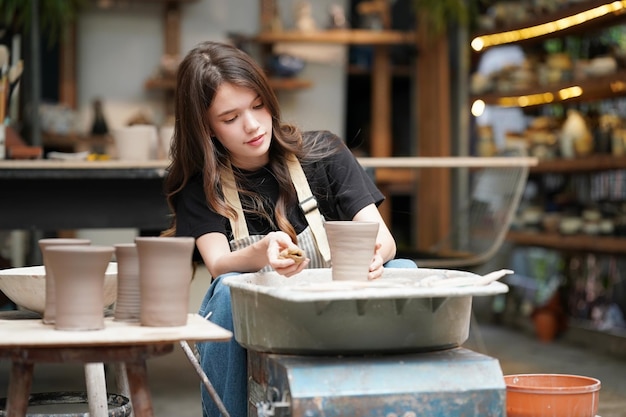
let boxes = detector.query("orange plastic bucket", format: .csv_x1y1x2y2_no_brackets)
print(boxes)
505,374,601,417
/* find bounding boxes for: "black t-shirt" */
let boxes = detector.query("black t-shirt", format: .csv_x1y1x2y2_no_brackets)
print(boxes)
175,131,384,241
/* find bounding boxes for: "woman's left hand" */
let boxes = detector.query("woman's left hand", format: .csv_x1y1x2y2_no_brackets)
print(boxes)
368,243,384,280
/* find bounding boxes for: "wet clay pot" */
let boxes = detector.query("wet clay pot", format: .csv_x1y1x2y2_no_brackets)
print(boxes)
38,238,91,324
135,237,195,327
324,221,379,281
45,245,114,331
114,243,141,322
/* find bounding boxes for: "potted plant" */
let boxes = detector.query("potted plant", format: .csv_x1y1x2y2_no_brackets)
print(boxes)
411,0,482,36
0,0,86,44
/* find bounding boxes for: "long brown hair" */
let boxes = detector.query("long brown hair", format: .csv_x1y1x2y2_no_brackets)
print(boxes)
163,41,312,242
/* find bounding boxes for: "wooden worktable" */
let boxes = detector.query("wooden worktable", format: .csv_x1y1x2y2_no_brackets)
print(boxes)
0,160,171,231
0,157,537,231
0,313,232,417
0,156,538,260
0,312,230,347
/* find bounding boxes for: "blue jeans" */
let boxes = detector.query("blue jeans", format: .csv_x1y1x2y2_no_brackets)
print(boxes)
196,259,417,417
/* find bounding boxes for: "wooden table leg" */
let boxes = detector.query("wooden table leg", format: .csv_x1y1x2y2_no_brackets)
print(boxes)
124,360,154,417
84,362,108,417
112,362,134,417
6,361,34,417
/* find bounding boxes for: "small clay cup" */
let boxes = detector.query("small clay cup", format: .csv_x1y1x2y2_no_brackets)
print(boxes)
324,221,379,281
45,245,114,331
135,236,195,327
113,243,141,322
39,238,91,324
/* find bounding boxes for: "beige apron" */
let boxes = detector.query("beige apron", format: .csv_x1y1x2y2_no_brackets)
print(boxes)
221,155,331,271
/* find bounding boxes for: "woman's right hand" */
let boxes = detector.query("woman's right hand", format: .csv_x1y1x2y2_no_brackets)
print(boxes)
265,231,309,277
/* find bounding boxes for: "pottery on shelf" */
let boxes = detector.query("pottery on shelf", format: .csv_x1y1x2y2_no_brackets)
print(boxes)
38,238,91,324
532,309,559,342
159,124,175,160
112,124,158,161
113,243,141,322
45,245,114,331
559,109,593,158
324,221,379,281
135,236,195,327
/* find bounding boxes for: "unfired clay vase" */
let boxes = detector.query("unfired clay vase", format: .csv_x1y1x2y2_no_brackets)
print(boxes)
45,245,114,331
324,221,379,281
39,238,91,324
135,236,195,327
113,243,141,322
159,124,175,160
113,124,158,161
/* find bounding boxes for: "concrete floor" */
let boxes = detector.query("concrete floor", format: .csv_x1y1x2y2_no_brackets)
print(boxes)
1,265,625,416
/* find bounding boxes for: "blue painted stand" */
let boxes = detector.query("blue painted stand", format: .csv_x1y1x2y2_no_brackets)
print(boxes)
248,347,506,417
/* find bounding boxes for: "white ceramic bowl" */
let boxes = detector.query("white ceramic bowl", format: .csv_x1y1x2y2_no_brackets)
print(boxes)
0,263,118,314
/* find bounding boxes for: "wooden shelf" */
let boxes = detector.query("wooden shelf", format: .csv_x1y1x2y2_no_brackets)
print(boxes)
347,64,413,77
471,0,626,51
144,77,176,91
105,0,197,3
470,70,626,108
145,75,312,92
477,1,626,341
251,29,417,45
41,132,82,148
529,155,626,174
268,77,312,91
507,230,626,255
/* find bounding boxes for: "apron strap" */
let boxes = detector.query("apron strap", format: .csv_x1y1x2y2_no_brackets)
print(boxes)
221,157,331,263
286,155,331,263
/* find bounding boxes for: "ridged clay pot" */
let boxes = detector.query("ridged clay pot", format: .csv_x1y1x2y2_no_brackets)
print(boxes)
113,243,141,322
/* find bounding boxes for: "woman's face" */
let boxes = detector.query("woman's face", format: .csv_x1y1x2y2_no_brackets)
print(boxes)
208,82,273,170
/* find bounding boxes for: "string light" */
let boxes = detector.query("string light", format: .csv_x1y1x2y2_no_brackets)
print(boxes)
497,92,554,107
471,1,626,51
610,80,626,92
558,86,583,100
487,87,584,107
471,100,486,117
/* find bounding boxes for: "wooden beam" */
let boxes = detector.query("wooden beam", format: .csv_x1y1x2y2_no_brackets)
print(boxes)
164,1,181,56
58,24,77,108
415,19,452,252
370,45,392,158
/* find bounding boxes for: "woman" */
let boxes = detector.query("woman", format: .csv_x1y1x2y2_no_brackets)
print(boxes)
163,40,416,417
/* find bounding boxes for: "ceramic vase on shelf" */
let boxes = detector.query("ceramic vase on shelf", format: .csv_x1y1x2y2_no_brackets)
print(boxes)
39,238,91,324
112,124,158,161
560,109,593,158
113,243,141,322
531,292,566,343
45,245,114,331
532,309,559,342
135,236,195,327
159,124,175,160
324,221,378,281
